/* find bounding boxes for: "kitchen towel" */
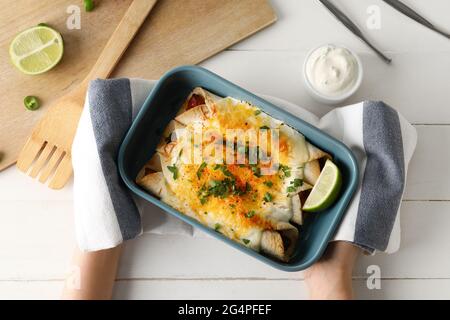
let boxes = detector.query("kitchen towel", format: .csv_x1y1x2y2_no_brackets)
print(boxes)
72,78,417,253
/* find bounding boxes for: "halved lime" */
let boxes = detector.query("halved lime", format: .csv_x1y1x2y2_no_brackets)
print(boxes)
303,159,342,212
9,26,64,75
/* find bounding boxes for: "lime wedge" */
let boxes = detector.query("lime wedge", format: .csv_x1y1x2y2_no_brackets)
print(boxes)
9,26,63,75
303,159,342,212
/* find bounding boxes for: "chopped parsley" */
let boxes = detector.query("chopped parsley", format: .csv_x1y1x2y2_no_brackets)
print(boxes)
245,210,256,218
214,223,222,232
250,164,261,178
291,178,303,187
279,164,291,178
242,239,250,245
167,165,179,180
263,192,273,202
260,125,270,130
286,186,296,193
196,162,207,179
254,110,261,115
213,164,233,177
197,176,249,204
263,181,273,188
287,178,303,193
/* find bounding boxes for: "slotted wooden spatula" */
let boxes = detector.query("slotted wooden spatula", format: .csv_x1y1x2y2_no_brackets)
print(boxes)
16,0,157,189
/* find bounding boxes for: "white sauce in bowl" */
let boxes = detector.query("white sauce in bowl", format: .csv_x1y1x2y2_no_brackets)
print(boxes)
305,45,359,98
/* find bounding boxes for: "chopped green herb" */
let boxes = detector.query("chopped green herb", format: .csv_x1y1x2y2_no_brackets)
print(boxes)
24,96,40,111
214,164,233,177
37,23,49,27
260,125,270,130
254,110,261,115
197,172,250,204
279,164,291,178
167,165,179,180
214,223,221,231
286,186,296,193
209,180,220,188
242,239,250,245
245,210,256,218
84,0,95,12
250,165,261,178
263,181,273,188
263,192,273,202
204,212,208,215
196,162,207,179
293,178,303,187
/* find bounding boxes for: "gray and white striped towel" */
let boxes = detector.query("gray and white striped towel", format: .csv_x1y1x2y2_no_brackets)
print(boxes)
72,78,417,254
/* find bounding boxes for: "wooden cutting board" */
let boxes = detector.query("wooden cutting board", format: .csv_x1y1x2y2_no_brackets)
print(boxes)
0,0,276,171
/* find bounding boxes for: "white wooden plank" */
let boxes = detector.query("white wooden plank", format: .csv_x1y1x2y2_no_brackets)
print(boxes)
201,50,450,124
0,201,75,280
1,199,448,280
112,279,450,300
0,166,73,202
114,279,450,300
233,0,450,53
1,279,449,300
118,201,450,279
0,281,62,300
404,126,450,200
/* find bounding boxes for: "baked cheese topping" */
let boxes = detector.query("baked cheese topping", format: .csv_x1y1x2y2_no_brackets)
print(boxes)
159,98,312,249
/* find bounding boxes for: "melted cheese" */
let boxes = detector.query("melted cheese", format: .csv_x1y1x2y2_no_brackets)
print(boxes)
157,98,312,249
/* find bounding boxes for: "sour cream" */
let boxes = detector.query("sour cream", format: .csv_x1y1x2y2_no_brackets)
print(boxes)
304,45,362,102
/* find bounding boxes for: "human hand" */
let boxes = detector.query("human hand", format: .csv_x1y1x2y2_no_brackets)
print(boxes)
303,241,361,300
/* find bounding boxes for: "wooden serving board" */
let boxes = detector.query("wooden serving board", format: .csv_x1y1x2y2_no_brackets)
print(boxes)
0,0,276,171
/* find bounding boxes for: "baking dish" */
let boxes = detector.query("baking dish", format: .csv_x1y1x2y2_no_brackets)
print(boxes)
118,65,359,271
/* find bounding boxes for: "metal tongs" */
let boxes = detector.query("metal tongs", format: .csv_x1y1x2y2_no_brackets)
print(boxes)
319,0,450,65
318,0,392,64
383,0,450,39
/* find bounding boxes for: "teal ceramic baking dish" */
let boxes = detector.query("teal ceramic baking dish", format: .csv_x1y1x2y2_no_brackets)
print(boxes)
118,65,359,272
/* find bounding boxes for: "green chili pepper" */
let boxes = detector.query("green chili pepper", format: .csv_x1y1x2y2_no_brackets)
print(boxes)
24,96,40,111
84,0,95,12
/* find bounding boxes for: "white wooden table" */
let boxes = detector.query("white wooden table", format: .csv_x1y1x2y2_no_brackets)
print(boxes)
1,0,450,299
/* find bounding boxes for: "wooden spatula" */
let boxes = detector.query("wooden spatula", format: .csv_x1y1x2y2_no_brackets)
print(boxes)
16,0,158,189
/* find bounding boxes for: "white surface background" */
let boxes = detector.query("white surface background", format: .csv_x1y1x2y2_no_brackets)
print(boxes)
1,0,450,299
